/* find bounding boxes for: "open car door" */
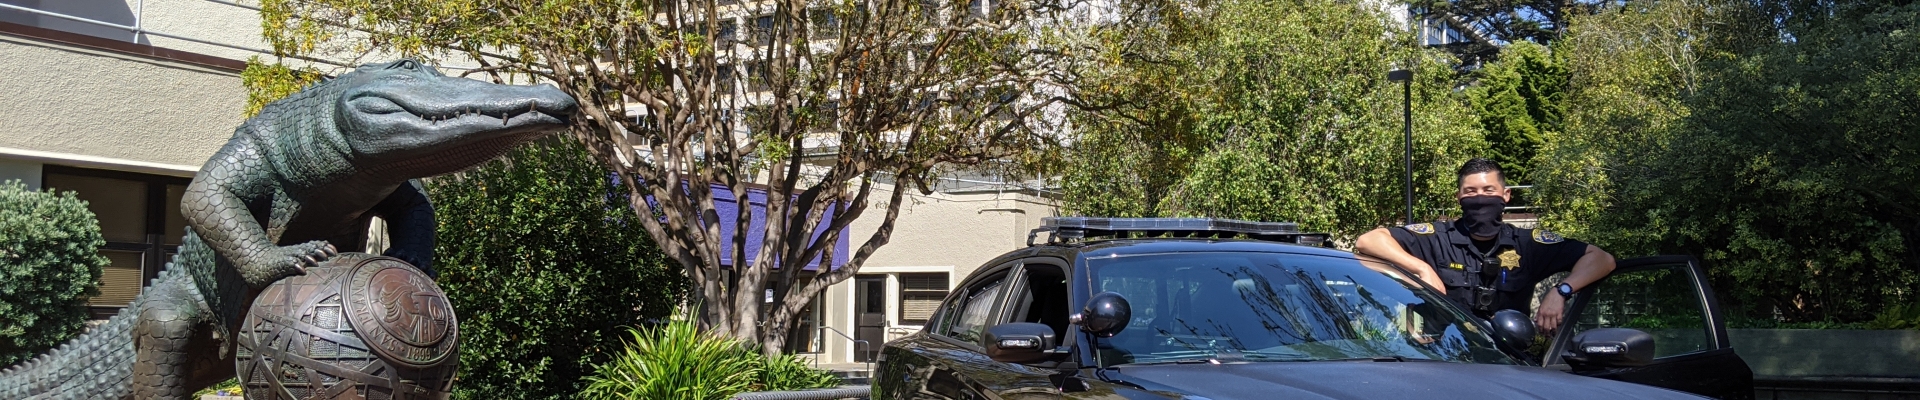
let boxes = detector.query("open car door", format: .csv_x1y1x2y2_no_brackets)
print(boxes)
1543,255,1755,400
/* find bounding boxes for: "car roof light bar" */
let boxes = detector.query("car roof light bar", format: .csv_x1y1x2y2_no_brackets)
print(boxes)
1028,217,1331,247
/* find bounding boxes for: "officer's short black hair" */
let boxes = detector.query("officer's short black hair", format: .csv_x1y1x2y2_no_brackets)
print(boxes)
1456,158,1509,187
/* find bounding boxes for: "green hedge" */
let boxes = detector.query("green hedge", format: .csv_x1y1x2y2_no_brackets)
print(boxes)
424,139,684,399
0,180,108,365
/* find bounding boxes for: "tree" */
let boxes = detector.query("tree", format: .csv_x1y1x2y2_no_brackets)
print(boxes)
423,138,683,399
1530,0,1745,236
1467,41,1565,185
1061,0,1486,235
259,0,1068,352
0,180,108,365
1536,0,1920,323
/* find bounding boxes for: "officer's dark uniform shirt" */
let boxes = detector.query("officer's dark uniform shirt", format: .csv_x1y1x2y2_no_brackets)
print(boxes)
1388,220,1587,318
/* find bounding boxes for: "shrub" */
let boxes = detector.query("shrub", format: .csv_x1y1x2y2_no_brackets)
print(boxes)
0,180,108,365
754,352,843,392
1868,302,1920,330
424,139,683,400
582,319,842,400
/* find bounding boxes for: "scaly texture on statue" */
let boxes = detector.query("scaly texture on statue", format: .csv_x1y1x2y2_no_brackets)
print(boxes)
0,59,576,399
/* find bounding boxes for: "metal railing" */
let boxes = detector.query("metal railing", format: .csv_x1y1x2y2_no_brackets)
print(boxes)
732,385,870,400
1410,184,1541,223
815,325,871,373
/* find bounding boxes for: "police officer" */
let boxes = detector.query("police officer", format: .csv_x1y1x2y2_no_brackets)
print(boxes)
1355,158,1615,332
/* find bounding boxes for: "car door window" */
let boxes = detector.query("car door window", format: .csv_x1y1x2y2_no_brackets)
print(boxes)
944,273,1008,344
1566,264,1713,358
1007,263,1071,340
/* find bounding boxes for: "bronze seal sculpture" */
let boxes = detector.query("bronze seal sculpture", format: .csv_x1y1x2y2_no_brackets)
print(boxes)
237,254,459,399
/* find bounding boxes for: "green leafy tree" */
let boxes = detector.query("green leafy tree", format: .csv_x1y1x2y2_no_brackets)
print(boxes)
1577,2,1919,322
425,139,684,399
1531,0,1759,236
260,0,1069,352
0,180,108,365
1541,0,1916,323
238,58,323,117
1467,41,1565,185
1062,0,1485,235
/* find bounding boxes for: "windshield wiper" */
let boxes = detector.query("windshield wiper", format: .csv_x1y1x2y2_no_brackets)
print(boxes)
1126,357,1220,366
1128,350,1315,365
1322,356,1447,362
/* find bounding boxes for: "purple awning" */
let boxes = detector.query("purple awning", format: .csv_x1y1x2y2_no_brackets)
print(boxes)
705,183,851,271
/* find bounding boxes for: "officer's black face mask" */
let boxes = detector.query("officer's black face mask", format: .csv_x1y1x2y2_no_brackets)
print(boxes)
1458,195,1506,238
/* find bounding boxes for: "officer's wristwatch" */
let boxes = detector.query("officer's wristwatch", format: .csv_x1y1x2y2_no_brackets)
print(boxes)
1555,283,1576,298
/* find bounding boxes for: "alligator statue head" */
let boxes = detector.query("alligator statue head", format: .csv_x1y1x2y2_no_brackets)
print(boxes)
327,59,577,178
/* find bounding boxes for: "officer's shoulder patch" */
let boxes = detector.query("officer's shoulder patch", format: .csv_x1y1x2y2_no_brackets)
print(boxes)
1532,229,1565,244
1404,223,1435,235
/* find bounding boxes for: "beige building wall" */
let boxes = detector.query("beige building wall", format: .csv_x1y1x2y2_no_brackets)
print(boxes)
811,184,1057,365
0,0,267,176
0,39,242,171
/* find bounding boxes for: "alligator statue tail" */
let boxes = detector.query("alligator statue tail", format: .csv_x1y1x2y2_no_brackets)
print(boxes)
0,302,137,398
0,230,222,400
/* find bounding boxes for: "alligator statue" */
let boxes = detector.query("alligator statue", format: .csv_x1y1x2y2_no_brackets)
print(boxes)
0,59,577,399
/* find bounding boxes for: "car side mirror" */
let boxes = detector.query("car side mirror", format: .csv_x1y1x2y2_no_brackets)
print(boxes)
1072,291,1131,337
984,322,1059,364
1563,328,1655,370
1489,309,1536,351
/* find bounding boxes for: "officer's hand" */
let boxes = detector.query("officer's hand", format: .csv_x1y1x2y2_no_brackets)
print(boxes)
1410,261,1445,294
1535,293,1567,333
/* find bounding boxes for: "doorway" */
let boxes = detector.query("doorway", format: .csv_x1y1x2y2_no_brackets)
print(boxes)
853,275,886,362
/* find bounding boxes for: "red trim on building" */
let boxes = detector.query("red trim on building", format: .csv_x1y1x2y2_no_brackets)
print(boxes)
0,20,246,72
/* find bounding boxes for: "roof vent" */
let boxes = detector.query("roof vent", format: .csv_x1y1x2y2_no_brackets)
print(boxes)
1028,217,1330,247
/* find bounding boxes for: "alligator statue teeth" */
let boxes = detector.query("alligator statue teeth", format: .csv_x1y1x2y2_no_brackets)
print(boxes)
0,59,577,399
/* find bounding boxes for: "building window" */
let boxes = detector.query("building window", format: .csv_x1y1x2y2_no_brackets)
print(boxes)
715,63,737,93
40,166,189,316
810,101,839,133
750,15,776,44
968,0,989,21
809,9,839,39
718,19,739,43
746,60,773,92
898,272,948,326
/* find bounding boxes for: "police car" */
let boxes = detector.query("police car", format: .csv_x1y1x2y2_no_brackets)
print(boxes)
873,217,1753,399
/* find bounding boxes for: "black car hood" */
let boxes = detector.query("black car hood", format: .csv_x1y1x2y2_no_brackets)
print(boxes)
1107,361,1705,400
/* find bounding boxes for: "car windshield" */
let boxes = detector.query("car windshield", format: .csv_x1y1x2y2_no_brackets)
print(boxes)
1086,251,1514,367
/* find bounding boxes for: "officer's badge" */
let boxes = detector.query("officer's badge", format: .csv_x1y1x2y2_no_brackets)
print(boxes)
1448,263,1464,270
1532,229,1565,244
1498,249,1521,270
1405,223,1435,235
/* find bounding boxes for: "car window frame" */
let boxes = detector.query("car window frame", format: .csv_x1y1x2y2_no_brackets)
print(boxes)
1544,256,1732,366
1004,258,1075,350
927,260,1020,350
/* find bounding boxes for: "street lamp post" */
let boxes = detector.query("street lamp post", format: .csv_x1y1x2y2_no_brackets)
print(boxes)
1387,69,1414,225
